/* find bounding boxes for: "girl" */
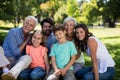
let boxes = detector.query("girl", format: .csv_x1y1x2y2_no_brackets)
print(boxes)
20,30,49,80
74,24,115,80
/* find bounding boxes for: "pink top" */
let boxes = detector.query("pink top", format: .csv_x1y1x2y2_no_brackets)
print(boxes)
26,45,48,70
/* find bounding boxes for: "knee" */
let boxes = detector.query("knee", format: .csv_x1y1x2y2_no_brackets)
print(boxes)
83,74,93,80
30,72,38,80
30,71,46,80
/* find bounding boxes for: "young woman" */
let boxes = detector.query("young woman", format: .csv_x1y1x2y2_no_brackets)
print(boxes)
20,30,49,80
74,24,115,80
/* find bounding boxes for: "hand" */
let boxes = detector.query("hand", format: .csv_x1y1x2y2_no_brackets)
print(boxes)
25,34,32,44
55,69,61,76
59,68,67,76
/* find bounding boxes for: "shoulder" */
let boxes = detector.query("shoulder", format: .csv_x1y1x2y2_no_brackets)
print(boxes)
66,41,75,45
88,36,97,47
9,28,21,34
41,46,48,51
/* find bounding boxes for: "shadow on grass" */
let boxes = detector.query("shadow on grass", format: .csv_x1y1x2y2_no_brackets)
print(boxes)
0,26,13,30
106,43,120,80
0,32,7,45
100,36,120,40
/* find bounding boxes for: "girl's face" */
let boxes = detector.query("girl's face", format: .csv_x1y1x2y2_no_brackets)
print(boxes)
75,27,85,41
55,30,66,43
32,33,43,47
65,20,75,34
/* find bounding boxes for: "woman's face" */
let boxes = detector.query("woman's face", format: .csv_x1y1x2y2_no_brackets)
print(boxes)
65,20,75,34
75,27,85,41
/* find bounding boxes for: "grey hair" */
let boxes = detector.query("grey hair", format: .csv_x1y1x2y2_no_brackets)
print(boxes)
63,16,77,26
25,16,38,26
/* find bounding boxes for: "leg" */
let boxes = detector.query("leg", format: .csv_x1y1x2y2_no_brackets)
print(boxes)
0,46,10,67
2,55,32,80
73,62,84,73
83,67,115,80
30,67,46,80
19,68,32,79
75,66,92,79
46,68,59,80
63,69,76,80
99,67,115,80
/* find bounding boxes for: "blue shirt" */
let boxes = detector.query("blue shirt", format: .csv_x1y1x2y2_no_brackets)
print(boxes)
2,27,25,60
46,33,57,54
49,41,77,69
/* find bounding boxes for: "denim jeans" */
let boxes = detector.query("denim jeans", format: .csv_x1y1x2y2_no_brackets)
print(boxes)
47,68,76,80
19,67,46,80
75,66,115,80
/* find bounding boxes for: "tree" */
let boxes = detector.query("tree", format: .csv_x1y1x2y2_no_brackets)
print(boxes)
97,0,120,27
0,0,16,22
66,0,80,19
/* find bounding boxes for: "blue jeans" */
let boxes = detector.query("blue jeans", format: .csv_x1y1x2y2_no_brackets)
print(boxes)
19,67,46,80
75,66,115,80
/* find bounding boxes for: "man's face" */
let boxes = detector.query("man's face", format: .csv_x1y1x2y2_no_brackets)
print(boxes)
23,19,36,34
42,22,52,36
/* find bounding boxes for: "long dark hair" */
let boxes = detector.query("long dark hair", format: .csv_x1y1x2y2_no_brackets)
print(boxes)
74,24,93,52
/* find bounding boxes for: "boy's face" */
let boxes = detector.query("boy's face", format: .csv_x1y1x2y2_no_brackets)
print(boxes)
54,30,66,43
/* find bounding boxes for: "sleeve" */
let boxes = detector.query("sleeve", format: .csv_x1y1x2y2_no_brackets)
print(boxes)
69,42,78,56
26,46,30,55
42,47,48,56
6,29,21,56
49,44,55,57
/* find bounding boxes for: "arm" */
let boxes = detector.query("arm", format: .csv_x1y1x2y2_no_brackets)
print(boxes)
88,38,99,80
44,50,50,74
60,54,76,76
7,30,31,56
51,56,61,76
19,34,31,53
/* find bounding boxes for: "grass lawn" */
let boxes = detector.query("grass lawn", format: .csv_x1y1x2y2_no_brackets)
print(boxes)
0,26,120,80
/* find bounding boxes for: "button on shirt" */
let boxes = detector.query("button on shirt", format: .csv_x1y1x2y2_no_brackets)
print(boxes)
2,27,25,60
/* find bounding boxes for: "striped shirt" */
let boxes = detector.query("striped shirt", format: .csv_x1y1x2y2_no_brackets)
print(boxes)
2,27,26,60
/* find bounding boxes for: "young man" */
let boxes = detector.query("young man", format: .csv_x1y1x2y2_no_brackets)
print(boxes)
47,25,77,80
2,16,38,80
40,18,57,54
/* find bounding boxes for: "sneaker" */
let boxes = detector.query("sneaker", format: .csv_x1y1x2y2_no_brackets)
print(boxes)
1,72,15,80
47,73,57,80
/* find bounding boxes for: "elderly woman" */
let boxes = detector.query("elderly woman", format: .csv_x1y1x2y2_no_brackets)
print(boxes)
63,16,85,73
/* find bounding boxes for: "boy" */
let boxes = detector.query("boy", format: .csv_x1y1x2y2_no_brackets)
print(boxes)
47,25,77,80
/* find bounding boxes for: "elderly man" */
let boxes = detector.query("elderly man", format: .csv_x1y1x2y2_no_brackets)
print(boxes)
2,16,38,80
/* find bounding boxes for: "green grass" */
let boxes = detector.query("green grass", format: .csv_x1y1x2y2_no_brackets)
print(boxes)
0,26,120,80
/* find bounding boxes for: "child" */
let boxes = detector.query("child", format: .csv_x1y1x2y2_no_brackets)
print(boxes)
47,25,77,80
19,30,49,80
0,46,10,73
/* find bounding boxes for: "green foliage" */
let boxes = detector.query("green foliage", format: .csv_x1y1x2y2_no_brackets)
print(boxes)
97,0,120,27
0,0,16,22
66,0,80,18
54,5,67,24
